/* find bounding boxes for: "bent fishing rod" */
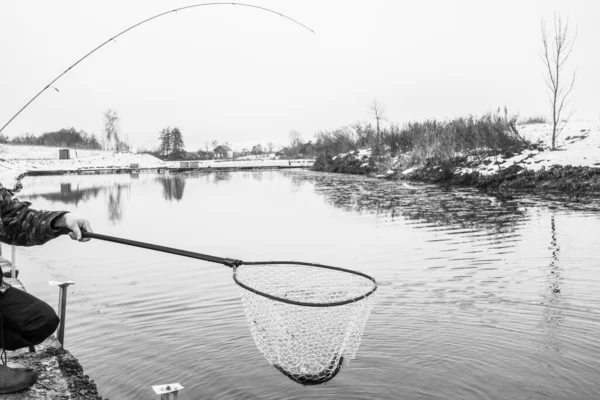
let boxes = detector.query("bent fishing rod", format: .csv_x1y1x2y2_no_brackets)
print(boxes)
0,2,314,134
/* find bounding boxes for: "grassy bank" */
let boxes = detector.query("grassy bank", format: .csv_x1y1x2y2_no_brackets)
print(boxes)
311,114,600,198
313,111,529,175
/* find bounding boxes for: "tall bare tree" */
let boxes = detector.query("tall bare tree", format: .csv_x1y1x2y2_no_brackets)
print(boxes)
369,100,386,155
540,14,577,150
103,109,121,151
289,130,302,147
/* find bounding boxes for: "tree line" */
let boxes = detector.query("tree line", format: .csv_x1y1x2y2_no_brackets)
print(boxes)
3,127,102,149
158,127,185,160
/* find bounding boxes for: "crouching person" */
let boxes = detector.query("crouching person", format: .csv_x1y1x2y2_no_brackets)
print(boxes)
0,183,92,394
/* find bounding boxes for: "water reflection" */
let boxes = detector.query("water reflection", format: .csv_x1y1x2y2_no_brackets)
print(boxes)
541,213,563,352
214,171,231,184
107,186,125,223
251,170,263,181
20,182,130,222
295,172,527,234
22,183,104,206
157,175,186,201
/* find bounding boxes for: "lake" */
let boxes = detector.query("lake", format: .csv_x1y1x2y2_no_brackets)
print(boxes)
14,170,600,399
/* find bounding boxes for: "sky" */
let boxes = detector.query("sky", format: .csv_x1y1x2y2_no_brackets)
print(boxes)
1,1,598,152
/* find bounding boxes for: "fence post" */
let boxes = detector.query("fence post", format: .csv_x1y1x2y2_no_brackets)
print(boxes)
49,280,75,347
152,383,184,399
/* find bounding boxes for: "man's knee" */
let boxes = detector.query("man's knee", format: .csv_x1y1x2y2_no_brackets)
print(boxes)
43,309,60,336
26,301,60,345
39,304,59,338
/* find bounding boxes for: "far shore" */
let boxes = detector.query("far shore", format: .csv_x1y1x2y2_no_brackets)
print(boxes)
0,145,314,190
3,120,600,202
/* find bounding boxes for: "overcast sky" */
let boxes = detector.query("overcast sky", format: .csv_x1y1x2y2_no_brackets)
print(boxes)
1,1,598,152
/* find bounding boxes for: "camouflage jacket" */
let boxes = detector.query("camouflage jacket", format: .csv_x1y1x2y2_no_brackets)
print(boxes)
0,183,67,292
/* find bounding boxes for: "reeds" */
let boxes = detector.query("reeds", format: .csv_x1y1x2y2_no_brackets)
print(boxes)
518,116,548,125
313,111,527,172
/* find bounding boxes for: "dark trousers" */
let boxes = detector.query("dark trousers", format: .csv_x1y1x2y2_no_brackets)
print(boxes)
0,287,59,351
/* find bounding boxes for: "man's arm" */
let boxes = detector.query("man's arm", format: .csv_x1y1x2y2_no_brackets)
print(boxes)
0,185,77,246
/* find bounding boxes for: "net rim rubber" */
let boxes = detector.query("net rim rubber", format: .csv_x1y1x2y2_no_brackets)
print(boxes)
233,261,378,307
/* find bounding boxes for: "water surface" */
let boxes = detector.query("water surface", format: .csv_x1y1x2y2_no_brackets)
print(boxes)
15,170,600,399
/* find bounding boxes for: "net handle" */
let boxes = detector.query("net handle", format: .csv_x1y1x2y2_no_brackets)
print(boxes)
61,230,379,307
61,229,242,267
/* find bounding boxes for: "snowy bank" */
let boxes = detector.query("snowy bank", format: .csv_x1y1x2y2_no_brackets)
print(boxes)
0,147,167,189
312,120,600,196
398,120,600,194
454,120,600,176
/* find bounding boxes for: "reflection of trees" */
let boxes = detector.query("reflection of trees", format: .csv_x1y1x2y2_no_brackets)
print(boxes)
299,173,526,234
540,213,563,352
283,170,307,188
20,183,128,207
20,182,130,223
182,171,202,179
158,176,186,201
251,170,263,181
213,171,231,184
107,186,124,223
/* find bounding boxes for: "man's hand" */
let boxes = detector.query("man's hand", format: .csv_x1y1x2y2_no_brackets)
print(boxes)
53,213,93,242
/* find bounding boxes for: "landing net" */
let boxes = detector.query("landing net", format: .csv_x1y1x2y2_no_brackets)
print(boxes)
234,262,377,385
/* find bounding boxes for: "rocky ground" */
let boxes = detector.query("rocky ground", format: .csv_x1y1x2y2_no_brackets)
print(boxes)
0,268,103,399
4,337,103,400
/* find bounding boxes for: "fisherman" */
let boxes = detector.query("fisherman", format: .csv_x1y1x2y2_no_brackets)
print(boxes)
0,181,92,394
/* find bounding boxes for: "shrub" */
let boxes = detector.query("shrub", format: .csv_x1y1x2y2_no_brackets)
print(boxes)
312,110,529,173
382,112,525,170
519,116,548,125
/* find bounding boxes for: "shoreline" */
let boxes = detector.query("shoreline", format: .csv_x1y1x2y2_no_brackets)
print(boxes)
0,148,314,191
391,161,600,196
312,120,600,201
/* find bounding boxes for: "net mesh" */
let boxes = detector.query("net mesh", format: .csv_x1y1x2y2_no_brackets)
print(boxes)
235,263,377,385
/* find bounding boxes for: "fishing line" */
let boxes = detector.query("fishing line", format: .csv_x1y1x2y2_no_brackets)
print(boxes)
0,2,314,133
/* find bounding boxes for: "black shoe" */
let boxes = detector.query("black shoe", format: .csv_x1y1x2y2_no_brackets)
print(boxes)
0,364,39,394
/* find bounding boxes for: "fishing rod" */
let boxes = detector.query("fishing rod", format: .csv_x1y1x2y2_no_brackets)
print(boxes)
0,2,314,134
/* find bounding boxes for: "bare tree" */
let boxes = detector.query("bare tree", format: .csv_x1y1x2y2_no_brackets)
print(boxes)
103,109,121,151
267,142,274,153
211,140,219,150
289,130,302,147
540,14,577,150
369,100,386,155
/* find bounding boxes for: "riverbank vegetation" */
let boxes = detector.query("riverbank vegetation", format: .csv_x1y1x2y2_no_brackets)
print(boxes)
312,109,529,175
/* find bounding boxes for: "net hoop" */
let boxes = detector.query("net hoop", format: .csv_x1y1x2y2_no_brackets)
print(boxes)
232,261,378,307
